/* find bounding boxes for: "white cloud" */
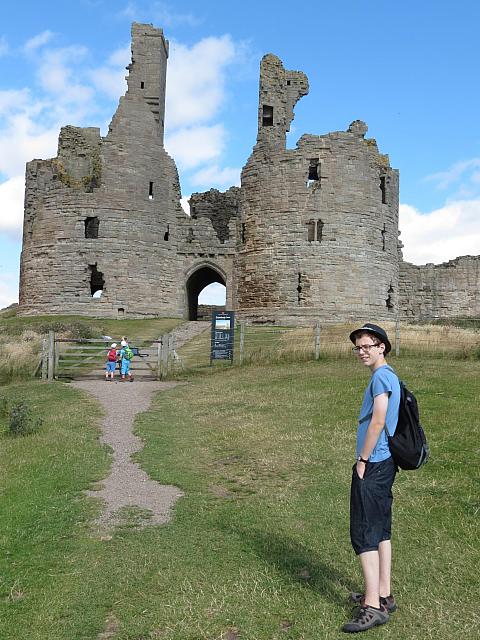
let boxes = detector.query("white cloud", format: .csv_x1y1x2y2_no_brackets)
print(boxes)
89,44,130,99
165,35,236,129
0,113,59,178
198,282,226,305
399,199,480,265
0,36,8,57
165,124,226,169
425,158,480,200
24,30,54,52
0,272,19,309
190,164,240,189
0,176,25,237
180,196,190,215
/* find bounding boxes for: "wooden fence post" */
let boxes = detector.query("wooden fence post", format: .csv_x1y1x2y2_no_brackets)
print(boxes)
161,333,170,378
157,339,162,380
315,321,321,360
47,331,55,382
41,336,48,380
395,317,400,357
239,322,245,365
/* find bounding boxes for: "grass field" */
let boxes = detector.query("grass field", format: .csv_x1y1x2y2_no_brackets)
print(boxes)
0,356,479,639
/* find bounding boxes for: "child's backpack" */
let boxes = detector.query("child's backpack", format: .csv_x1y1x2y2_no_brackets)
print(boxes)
385,381,429,470
123,346,134,361
107,348,117,362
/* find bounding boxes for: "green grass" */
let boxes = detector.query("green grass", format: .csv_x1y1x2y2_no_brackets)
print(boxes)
0,358,479,639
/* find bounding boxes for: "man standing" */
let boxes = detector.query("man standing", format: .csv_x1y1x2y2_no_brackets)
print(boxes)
342,323,400,633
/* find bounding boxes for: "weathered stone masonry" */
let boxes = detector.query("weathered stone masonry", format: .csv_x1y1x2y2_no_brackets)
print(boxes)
19,23,479,322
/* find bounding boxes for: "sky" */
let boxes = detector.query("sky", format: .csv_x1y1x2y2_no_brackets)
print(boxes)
1,0,479,308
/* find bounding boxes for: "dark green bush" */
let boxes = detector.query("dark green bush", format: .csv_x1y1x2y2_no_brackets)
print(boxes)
8,402,43,437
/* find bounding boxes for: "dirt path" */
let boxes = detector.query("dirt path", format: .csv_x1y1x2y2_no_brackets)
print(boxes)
73,378,184,529
71,322,210,530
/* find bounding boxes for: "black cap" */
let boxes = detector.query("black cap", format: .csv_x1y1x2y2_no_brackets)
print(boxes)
349,323,392,354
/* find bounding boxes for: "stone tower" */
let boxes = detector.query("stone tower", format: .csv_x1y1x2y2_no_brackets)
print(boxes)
234,54,400,324
19,23,185,317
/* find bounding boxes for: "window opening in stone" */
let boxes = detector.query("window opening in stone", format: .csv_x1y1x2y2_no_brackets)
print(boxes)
262,105,274,126
308,158,320,182
380,176,387,204
297,273,303,305
306,219,316,242
140,81,145,89
186,227,194,243
381,223,386,251
190,205,197,219
149,182,154,199
241,223,246,244
118,307,125,318
386,284,394,311
89,264,105,297
317,219,324,242
85,216,99,239
286,80,291,86
164,224,170,241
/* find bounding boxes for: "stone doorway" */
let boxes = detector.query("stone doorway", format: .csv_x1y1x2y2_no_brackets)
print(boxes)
185,265,226,320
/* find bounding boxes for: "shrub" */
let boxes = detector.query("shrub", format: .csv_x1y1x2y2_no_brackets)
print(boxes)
7,401,43,437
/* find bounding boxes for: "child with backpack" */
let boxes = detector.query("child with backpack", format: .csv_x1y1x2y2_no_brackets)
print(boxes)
105,343,118,381
119,339,134,381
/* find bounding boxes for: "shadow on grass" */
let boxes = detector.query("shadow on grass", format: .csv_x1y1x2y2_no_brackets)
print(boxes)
234,525,355,608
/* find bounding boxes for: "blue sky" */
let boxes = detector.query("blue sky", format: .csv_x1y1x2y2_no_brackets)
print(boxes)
1,0,479,308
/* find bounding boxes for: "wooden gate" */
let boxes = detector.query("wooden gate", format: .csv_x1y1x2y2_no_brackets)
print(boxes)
40,332,175,381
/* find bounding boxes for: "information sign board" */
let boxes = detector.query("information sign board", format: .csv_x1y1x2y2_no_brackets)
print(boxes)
210,311,235,363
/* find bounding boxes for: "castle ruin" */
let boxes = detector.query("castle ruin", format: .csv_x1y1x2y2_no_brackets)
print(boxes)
19,23,480,323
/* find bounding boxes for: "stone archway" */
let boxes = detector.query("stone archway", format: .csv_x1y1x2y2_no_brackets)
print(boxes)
185,265,226,320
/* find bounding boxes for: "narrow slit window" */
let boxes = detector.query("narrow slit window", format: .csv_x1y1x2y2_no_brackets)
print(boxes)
381,224,386,251
262,105,274,126
149,182,154,199
164,224,170,241
85,217,99,239
140,81,145,89
241,223,246,244
386,284,394,310
306,219,315,242
297,273,303,305
380,176,387,204
317,219,324,242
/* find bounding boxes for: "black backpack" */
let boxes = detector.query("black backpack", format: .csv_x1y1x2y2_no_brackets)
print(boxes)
385,380,429,471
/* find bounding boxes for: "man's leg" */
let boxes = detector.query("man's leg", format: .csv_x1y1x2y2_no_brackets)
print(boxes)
378,540,392,598
359,551,380,609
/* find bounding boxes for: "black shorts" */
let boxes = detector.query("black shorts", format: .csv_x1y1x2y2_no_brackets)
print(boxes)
350,457,397,555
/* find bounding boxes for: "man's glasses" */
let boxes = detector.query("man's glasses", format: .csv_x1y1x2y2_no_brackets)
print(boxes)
352,343,380,354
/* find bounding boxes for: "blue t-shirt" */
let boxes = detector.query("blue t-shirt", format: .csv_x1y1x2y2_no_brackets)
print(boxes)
356,365,400,462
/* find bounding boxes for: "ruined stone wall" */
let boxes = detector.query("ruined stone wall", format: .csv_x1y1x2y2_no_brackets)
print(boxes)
19,29,478,324
399,256,480,320
235,55,400,324
19,23,234,319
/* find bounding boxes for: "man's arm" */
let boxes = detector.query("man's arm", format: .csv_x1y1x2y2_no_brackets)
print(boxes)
356,392,389,478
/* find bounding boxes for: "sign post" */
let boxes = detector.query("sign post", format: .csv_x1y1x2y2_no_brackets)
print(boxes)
210,311,235,365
